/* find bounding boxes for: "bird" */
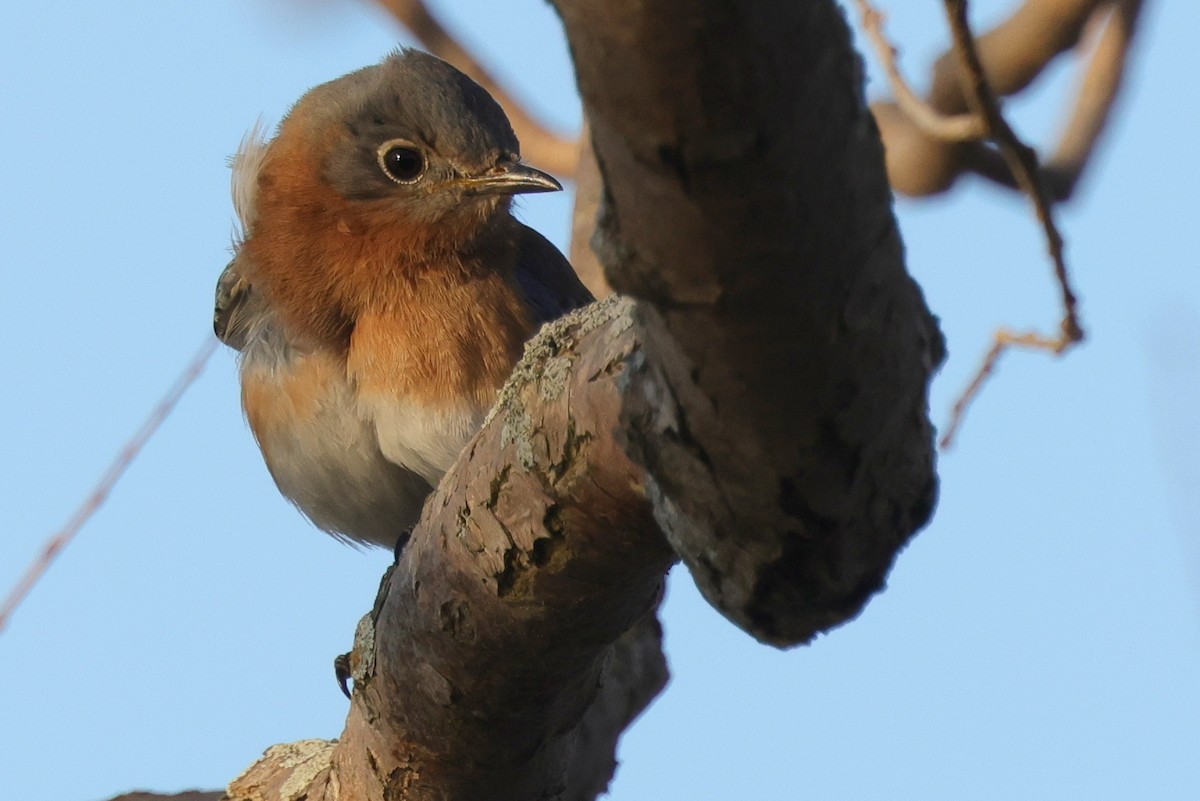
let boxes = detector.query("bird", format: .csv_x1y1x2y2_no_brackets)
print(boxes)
214,49,593,552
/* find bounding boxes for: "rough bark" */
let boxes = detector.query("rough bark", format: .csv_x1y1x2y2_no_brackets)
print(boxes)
555,0,943,645
223,1,942,799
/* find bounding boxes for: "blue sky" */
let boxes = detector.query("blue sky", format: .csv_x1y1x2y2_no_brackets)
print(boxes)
2,1,1197,799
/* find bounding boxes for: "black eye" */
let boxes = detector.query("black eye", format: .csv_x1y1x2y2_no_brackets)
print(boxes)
378,144,424,183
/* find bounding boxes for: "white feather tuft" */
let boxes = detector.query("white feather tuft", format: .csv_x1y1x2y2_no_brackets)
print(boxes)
229,119,271,236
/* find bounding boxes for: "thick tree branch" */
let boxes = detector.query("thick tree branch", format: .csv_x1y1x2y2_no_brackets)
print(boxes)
931,0,1105,108
1049,0,1144,192
553,1,943,644
963,0,1147,198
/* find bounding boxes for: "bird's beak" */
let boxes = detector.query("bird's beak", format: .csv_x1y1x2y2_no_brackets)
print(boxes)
461,162,562,196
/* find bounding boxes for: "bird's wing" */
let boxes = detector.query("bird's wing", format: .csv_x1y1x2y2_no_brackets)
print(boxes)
213,254,261,352
514,224,595,326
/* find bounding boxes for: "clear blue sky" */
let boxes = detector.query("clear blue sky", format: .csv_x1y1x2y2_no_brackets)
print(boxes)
2,1,1197,799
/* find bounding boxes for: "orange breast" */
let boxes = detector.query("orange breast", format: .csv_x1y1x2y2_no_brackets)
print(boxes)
244,122,535,402
348,267,535,407
241,350,346,457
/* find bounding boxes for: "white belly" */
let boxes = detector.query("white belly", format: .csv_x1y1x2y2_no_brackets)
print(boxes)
240,344,433,548
361,396,485,487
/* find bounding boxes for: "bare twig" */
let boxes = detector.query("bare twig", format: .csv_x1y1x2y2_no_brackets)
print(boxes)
372,0,581,177
939,0,1085,449
945,0,1083,333
939,329,1071,449
853,0,987,142
856,0,1145,444
0,337,218,634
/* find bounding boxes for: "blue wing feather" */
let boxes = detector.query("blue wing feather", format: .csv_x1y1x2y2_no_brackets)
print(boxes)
513,225,595,325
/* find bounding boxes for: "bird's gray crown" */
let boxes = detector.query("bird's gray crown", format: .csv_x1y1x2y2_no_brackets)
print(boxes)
295,49,522,202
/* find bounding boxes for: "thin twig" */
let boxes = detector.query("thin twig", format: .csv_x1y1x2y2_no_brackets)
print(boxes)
938,329,1070,449
853,0,988,142
939,0,1086,449
865,0,1143,199
0,336,219,634
944,0,1082,336
373,0,581,177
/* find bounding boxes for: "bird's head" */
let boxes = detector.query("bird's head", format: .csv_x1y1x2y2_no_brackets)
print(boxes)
238,50,562,345
270,49,560,244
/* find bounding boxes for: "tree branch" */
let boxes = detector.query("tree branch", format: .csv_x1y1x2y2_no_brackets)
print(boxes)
867,0,1147,199
937,0,1085,448
554,0,943,644
853,0,988,143
1046,0,1146,196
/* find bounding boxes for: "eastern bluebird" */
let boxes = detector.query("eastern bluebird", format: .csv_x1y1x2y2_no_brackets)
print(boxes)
214,49,592,551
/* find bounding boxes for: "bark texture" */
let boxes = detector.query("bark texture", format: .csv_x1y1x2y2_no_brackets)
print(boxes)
555,0,943,645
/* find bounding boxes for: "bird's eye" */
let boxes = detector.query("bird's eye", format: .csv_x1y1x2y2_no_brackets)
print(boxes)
377,142,425,184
